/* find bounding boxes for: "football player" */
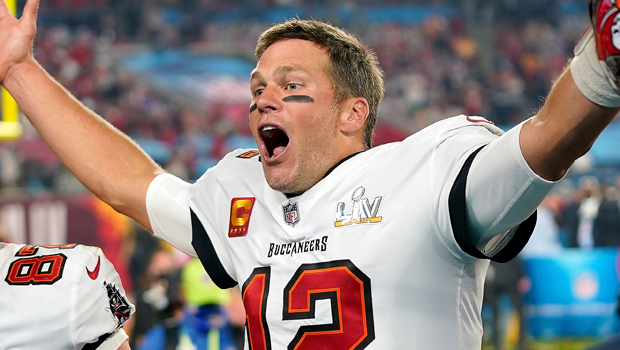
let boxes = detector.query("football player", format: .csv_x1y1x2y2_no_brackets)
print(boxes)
0,242,134,349
0,0,619,348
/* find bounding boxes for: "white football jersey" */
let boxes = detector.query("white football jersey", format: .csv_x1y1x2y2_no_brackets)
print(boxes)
0,243,134,350
148,115,543,349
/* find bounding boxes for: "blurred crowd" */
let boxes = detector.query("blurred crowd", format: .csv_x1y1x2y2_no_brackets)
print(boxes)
0,0,592,192
2,0,620,348
126,228,245,349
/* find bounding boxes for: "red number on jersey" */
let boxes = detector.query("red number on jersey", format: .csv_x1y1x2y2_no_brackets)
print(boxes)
5,253,68,285
242,267,272,350
16,244,77,256
243,260,374,350
284,261,374,349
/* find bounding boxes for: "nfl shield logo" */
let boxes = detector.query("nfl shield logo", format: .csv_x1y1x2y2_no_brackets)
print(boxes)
282,202,300,226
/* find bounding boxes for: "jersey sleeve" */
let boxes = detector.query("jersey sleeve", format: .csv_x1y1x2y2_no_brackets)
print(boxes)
462,121,557,260
147,150,260,289
429,115,556,262
186,151,249,289
72,245,135,349
146,173,196,257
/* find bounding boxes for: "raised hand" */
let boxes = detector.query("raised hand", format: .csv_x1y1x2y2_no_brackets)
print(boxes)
0,0,40,84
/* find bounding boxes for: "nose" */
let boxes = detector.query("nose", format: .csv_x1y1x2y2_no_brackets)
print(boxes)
255,85,282,114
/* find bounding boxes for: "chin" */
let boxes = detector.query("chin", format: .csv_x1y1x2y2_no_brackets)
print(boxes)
267,180,297,194
265,171,291,192
265,172,305,195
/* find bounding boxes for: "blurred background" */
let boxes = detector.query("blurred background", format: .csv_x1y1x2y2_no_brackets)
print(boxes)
1,0,619,349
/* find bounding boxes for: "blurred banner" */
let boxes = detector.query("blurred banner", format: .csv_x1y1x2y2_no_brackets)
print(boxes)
524,249,620,339
0,194,134,291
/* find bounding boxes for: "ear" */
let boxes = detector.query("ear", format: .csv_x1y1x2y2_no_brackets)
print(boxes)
339,97,369,135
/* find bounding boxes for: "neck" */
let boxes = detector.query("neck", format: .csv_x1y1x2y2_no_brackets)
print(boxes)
284,150,365,198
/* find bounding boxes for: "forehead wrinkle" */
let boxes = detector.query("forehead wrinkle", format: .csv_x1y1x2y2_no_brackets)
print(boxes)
273,64,309,78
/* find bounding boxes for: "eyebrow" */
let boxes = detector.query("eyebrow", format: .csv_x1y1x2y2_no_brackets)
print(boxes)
250,64,309,82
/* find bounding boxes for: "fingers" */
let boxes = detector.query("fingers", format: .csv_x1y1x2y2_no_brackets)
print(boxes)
0,0,12,20
0,0,40,22
21,0,40,24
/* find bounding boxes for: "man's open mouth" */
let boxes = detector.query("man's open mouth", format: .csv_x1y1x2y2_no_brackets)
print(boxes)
260,125,290,159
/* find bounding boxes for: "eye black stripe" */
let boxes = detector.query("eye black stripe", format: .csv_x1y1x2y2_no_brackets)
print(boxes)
250,95,314,113
282,95,314,103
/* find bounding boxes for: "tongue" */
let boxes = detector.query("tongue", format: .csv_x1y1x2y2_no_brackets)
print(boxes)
272,145,287,158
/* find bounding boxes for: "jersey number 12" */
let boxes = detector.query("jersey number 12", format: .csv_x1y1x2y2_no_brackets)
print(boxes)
242,259,375,350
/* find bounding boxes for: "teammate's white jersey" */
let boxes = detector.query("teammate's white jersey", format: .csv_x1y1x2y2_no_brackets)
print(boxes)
0,243,134,350
147,115,552,349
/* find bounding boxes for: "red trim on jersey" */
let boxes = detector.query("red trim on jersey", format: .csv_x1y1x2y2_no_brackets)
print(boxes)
466,116,494,125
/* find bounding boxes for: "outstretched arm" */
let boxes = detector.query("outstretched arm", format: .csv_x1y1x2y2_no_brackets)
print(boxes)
519,68,619,181
0,0,164,230
463,23,620,251
520,6,620,181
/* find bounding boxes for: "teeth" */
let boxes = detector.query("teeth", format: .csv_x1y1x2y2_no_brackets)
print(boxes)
261,125,278,132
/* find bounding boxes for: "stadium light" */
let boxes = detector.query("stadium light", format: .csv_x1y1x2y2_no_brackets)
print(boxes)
0,0,23,140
